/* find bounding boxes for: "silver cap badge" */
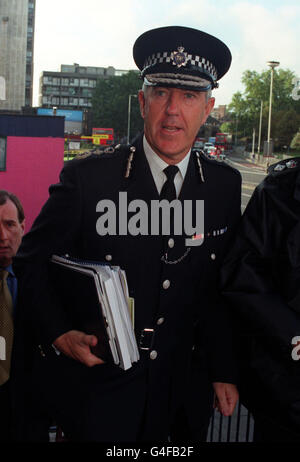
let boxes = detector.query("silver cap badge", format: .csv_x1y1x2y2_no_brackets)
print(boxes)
171,47,188,68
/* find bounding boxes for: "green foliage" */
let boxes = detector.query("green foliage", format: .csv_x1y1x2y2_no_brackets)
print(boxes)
91,71,144,142
291,131,300,149
227,68,300,149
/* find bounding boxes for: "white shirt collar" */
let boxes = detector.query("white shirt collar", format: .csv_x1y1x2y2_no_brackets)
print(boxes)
143,135,190,196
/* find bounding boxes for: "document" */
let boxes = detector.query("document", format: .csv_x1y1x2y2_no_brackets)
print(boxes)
50,255,139,370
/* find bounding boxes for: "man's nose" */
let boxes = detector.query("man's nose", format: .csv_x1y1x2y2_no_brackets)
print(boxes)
0,224,8,241
166,92,180,114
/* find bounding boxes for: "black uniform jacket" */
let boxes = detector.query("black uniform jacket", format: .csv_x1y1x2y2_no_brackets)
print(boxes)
221,157,300,435
13,135,241,441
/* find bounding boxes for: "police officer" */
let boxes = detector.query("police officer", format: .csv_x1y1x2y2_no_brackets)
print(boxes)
221,157,300,442
14,26,241,441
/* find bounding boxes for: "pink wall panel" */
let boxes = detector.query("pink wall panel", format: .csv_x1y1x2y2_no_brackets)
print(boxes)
0,136,64,232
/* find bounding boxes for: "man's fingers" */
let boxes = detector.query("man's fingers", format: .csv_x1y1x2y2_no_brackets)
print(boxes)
54,330,105,367
81,334,98,347
213,382,239,417
215,395,230,416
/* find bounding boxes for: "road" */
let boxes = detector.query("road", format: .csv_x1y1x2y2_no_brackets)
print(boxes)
226,153,267,213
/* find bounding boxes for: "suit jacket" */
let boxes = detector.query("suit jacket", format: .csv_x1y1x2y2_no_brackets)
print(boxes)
221,157,300,435
13,135,241,441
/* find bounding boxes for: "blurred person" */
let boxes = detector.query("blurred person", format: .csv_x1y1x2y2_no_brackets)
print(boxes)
0,190,25,442
221,157,300,442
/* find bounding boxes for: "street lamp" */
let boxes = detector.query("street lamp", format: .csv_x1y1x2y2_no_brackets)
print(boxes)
266,61,280,164
257,100,263,155
127,94,137,143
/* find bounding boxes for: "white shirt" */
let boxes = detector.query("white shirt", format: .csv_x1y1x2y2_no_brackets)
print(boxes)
143,136,190,197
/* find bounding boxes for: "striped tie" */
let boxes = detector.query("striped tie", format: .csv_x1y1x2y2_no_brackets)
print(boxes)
0,270,14,385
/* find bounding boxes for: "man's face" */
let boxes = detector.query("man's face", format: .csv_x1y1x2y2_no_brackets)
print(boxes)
138,86,215,163
0,199,25,267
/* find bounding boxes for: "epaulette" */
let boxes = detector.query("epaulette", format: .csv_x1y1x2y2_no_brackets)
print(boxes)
267,157,300,177
196,150,240,176
74,143,130,160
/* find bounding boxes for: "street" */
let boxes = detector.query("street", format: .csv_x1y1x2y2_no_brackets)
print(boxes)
226,153,267,212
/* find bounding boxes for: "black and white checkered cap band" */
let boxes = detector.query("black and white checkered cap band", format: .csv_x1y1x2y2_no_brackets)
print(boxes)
143,51,218,80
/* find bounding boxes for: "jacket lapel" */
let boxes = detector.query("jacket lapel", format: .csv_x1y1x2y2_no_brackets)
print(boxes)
120,135,159,203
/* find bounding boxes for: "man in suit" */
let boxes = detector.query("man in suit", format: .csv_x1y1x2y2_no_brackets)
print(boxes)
14,26,241,442
0,190,25,442
221,157,300,442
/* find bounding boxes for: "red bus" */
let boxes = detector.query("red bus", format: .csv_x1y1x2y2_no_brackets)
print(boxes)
215,133,232,152
92,128,114,146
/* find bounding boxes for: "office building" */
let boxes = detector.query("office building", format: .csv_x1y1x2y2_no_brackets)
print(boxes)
211,105,227,121
39,63,129,111
0,0,35,110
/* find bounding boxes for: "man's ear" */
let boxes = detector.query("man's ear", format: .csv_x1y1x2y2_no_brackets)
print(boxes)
202,96,215,125
20,220,25,235
138,90,146,119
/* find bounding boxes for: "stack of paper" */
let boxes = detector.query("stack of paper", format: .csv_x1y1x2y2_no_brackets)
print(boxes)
50,255,140,370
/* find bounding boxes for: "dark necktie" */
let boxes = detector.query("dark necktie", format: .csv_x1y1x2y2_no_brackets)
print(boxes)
160,165,179,247
0,270,14,386
160,165,179,201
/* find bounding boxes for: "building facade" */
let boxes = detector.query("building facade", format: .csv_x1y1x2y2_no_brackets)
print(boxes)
211,104,227,121
39,63,129,111
0,0,35,110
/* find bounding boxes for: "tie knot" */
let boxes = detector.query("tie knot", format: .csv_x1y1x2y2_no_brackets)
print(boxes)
163,165,179,182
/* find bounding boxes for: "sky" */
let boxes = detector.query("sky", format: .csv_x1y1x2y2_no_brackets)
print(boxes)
33,0,300,107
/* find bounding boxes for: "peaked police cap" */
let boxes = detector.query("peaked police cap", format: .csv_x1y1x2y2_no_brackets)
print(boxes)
133,26,232,91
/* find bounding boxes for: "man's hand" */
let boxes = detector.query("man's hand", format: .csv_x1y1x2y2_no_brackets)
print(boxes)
53,330,105,367
212,382,239,417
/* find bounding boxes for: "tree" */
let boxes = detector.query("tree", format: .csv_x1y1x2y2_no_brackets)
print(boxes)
227,68,300,150
91,71,144,142
291,131,300,150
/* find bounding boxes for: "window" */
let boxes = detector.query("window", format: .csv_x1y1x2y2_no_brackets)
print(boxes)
43,76,52,84
80,79,89,87
70,78,79,86
82,88,92,97
0,137,7,171
87,67,96,74
69,98,78,106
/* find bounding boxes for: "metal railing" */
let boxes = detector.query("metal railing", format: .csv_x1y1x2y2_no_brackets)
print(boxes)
49,402,254,443
207,402,254,442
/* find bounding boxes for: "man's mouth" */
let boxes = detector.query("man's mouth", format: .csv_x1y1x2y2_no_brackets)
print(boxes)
162,125,182,133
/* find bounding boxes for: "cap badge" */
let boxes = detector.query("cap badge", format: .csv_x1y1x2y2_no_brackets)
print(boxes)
171,47,188,68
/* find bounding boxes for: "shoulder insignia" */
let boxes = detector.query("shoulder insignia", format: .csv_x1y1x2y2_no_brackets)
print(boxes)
196,150,240,176
268,157,300,176
75,145,118,160
75,150,93,159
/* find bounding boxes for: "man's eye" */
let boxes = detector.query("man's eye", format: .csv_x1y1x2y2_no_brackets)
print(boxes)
155,89,167,97
185,93,196,99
